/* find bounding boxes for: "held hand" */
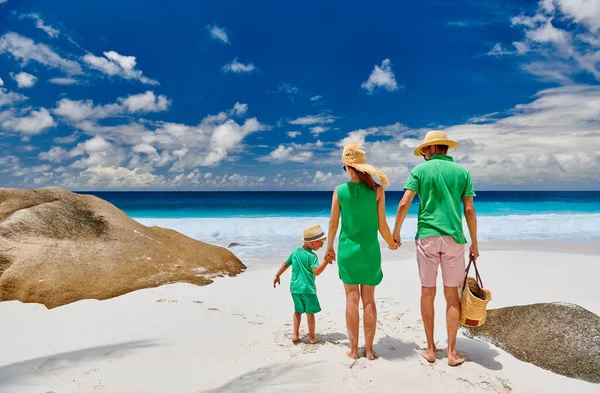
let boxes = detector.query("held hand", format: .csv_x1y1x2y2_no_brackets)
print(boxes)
325,249,336,263
470,244,479,261
273,276,280,288
388,241,398,251
392,231,401,247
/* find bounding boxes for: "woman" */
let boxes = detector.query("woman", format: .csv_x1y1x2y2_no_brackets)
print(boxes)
325,143,398,360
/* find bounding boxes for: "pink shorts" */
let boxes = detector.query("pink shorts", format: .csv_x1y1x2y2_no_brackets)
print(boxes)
416,236,465,287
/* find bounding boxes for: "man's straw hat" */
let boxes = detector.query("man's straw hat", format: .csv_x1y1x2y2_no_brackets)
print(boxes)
414,131,459,156
303,224,327,242
342,143,390,188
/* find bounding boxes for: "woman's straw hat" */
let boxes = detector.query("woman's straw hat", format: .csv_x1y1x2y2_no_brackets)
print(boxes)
414,131,459,156
342,143,390,188
303,224,327,242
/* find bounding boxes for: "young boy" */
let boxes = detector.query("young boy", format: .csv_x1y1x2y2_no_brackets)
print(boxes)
273,224,331,344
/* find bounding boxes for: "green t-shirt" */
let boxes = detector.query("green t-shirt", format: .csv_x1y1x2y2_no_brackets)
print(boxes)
285,247,319,295
403,155,476,244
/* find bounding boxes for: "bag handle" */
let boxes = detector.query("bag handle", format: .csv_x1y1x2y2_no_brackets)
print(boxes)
462,255,484,289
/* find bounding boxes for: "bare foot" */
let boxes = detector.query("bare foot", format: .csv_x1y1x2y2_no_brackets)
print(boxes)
346,350,359,360
447,351,466,367
309,338,322,345
420,348,437,363
291,335,300,344
365,350,378,360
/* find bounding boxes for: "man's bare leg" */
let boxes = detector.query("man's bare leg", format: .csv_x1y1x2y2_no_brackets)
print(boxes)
292,311,301,342
344,284,360,359
361,284,378,360
444,286,465,366
421,286,437,362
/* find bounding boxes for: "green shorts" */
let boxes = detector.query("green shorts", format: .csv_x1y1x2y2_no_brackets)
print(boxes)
291,293,321,314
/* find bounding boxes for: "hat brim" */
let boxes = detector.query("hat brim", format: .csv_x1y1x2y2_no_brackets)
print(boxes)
413,140,459,156
303,234,327,242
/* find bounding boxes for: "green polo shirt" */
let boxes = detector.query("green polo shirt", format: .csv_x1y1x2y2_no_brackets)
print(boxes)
285,247,319,295
403,155,475,244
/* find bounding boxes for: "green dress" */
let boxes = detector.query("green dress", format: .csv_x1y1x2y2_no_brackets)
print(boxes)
337,181,383,286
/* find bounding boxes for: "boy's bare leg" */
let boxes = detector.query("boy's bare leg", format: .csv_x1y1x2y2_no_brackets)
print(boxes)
344,284,360,359
421,286,437,362
444,286,465,366
307,314,319,344
292,311,301,342
361,284,378,360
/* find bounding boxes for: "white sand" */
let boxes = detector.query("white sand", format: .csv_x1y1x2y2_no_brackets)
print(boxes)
1,243,599,393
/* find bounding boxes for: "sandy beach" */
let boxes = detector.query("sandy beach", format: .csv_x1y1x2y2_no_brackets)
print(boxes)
0,241,599,393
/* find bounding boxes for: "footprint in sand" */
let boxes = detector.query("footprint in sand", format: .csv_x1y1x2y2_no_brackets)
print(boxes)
207,307,219,311
83,368,98,377
193,300,203,304
156,299,177,303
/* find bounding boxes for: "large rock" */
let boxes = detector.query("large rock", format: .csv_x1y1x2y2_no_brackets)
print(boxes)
0,187,246,308
463,303,600,383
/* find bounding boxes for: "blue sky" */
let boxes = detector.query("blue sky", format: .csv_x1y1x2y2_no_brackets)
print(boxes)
1,0,599,190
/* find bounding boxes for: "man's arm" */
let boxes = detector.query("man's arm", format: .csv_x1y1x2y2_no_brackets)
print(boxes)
393,189,416,244
463,196,479,261
273,263,290,288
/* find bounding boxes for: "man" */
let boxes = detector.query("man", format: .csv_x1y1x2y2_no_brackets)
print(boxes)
393,131,478,367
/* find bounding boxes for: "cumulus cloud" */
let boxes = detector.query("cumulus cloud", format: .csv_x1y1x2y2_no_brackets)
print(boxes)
222,58,256,73
53,91,170,122
207,25,229,44
0,33,82,75
2,108,55,135
38,146,69,163
258,144,314,163
310,126,329,136
231,102,248,116
361,59,398,94
287,131,301,138
0,87,28,107
310,95,322,101
19,13,60,38
83,50,158,85
11,71,37,88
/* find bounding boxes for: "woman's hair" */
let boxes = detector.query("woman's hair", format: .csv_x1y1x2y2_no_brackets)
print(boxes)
348,166,379,191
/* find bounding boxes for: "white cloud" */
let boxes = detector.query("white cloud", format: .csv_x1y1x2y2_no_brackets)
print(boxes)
54,132,79,144
0,87,28,107
289,113,336,125
0,77,3,86
310,95,322,101
313,171,333,184
0,0,7,4
78,166,165,188
54,91,170,122
222,58,256,73
0,33,82,75
361,59,398,94
83,51,158,85
2,108,55,135
231,102,248,116
487,43,514,56
48,77,80,85
310,126,329,136
287,131,301,138
500,1,600,83
19,13,60,38
39,146,69,163
11,71,37,88
258,144,314,163
207,25,230,44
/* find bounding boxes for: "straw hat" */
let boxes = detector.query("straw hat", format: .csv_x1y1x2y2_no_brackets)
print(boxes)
303,224,327,242
342,143,390,188
414,131,459,156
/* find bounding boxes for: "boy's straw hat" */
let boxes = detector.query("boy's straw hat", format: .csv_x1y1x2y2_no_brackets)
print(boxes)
342,143,390,188
303,224,327,242
414,131,459,156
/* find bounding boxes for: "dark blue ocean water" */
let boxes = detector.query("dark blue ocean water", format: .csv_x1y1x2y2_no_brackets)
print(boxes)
81,191,600,218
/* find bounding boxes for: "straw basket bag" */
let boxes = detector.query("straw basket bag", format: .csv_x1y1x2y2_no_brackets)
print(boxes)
459,256,492,327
